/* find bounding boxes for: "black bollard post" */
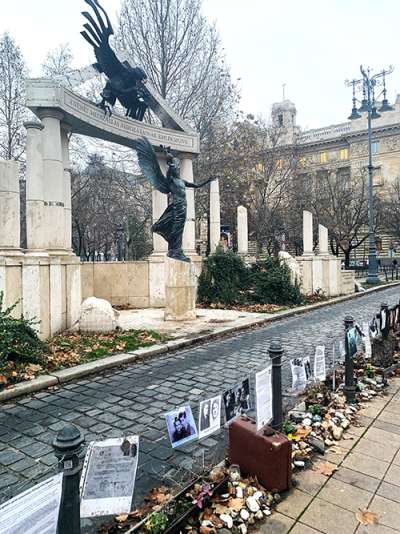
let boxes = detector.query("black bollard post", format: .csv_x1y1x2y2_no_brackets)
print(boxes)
269,340,284,431
343,315,356,404
53,424,85,534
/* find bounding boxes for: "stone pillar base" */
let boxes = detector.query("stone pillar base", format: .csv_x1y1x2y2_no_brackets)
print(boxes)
164,257,197,321
148,253,166,308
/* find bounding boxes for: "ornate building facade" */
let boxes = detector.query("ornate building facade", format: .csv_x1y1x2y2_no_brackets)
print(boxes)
272,97,400,260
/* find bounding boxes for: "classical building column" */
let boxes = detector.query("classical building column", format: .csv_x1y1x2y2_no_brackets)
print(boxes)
303,210,314,255
37,109,66,254
61,125,73,252
0,160,21,255
237,205,248,254
209,178,221,253
318,224,329,255
24,121,47,253
180,156,196,256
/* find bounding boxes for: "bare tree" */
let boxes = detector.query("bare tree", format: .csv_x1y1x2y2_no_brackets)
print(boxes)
194,116,298,253
72,153,152,260
0,33,27,161
311,167,380,268
117,0,237,138
41,43,74,80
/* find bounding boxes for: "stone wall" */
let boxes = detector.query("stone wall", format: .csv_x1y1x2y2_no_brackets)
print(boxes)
1,255,81,339
81,261,150,308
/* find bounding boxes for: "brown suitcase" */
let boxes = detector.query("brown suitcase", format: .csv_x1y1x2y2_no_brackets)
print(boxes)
228,417,292,492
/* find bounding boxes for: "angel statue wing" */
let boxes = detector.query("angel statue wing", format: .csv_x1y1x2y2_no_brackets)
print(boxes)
134,138,171,195
80,0,123,79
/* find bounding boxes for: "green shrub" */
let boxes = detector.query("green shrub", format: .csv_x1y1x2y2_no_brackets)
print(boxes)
197,248,249,306
0,292,48,368
250,257,302,306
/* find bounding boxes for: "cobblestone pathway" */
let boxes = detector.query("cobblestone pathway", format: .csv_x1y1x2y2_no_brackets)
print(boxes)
0,287,399,525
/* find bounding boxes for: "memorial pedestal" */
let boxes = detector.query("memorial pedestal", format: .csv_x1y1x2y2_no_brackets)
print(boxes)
164,257,197,321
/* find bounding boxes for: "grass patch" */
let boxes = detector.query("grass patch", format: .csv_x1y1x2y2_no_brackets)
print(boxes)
0,329,167,389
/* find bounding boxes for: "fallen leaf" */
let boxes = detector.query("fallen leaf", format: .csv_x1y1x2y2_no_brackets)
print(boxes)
228,497,245,511
213,504,230,515
295,427,312,439
356,509,379,525
313,461,338,476
116,514,128,522
329,445,343,454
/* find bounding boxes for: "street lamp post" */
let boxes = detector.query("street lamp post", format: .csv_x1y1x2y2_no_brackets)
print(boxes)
346,65,394,284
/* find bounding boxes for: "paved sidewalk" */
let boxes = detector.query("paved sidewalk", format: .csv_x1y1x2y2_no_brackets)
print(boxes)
256,377,400,533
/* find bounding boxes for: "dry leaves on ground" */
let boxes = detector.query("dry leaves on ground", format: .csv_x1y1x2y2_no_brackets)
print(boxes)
329,445,343,454
295,426,312,439
356,509,379,525
313,461,338,476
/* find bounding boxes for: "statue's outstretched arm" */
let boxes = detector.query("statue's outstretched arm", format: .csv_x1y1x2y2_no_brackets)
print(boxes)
184,176,216,189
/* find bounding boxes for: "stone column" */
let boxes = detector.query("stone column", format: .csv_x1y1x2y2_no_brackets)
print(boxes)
61,125,73,253
151,155,168,256
25,121,47,252
180,157,196,256
148,155,168,307
318,224,329,255
318,224,330,295
38,109,66,254
209,178,221,253
0,160,21,254
237,205,248,254
303,210,313,255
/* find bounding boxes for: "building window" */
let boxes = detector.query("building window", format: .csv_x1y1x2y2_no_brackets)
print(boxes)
278,114,284,127
255,163,264,173
340,148,349,160
320,151,328,163
371,141,379,155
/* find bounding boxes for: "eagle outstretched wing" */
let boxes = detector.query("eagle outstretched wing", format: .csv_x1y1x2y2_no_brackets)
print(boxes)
81,0,124,79
134,138,171,195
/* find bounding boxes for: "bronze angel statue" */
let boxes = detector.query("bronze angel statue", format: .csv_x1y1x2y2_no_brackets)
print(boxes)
81,0,148,120
134,138,215,263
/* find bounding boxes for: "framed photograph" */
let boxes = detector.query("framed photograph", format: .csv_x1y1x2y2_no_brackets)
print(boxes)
290,358,307,390
165,405,198,448
255,364,272,431
80,436,139,518
222,378,250,424
198,395,221,439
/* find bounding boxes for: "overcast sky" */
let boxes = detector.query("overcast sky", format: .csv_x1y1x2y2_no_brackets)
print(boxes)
2,0,400,129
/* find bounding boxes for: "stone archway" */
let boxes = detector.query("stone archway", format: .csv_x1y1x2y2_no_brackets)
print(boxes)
0,79,201,338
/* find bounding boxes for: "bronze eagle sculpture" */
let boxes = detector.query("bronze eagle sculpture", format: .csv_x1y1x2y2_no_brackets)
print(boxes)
81,0,148,120
134,138,215,263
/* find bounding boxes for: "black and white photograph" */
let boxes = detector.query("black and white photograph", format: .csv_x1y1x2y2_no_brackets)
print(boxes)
165,406,198,448
290,358,307,391
222,378,250,424
303,355,312,381
198,395,222,439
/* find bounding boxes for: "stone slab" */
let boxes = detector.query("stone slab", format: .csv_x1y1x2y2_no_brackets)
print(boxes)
0,375,58,403
333,466,381,493
377,481,400,503
300,497,359,533
342,452,389,479
318,477,373,512
276,489,313,519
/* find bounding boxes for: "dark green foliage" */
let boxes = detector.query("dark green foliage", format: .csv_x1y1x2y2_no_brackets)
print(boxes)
198,251,302,307
197,248,249,305
0,292,48,367
250,257,302,306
